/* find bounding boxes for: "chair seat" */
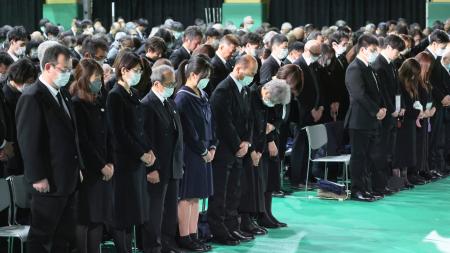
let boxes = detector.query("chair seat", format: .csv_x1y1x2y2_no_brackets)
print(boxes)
312,154,351,163
0,225,30,241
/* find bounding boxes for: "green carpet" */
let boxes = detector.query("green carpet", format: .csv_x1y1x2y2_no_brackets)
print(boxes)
210,177,450,253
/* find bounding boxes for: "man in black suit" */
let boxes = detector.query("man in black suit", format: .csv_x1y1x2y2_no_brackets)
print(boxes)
208,55,258,245
144,36,167,67
260,34,288,84
169,26,203,69
345,34,387,202
290,40,325,187
141,65,184,253
61,20,80,38
283,41,304,65
16,44,83,252
442,51,450,168
81,37,109,66
241,32,263,86
371,34,406,193
205,34,240,96
425,30,450,175
329,31,350,120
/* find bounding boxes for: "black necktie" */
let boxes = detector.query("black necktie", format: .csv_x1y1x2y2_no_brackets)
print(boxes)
56,92,70,117
164,100,177,130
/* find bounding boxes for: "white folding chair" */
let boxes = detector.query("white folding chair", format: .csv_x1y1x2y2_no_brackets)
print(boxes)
304,124,351,194
0,176,30,253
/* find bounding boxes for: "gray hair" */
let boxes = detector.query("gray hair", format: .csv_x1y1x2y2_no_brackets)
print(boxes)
263,79,291,105
37,41,60,70
150,65,175,84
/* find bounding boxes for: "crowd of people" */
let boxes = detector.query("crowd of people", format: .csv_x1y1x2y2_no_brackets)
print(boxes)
0,14,449,253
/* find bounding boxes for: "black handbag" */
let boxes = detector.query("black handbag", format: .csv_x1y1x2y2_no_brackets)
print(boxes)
197,199,213,242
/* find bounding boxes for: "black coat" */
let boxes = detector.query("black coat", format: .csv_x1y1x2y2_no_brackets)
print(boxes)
72,96,113,224
169,46,190,69
2,83,22,175
294,56,323,126
210,76,252,162
394,84,421,168
141,91,184,182
372,54,402,126
260,55,281,85
206,54,232,96
344,58,385,130
106,84,150,227
248,85,268,154
427,49,450,109
16,80,82,196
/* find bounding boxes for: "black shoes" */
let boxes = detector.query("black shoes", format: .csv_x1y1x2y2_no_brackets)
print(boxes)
258,215,280,229
211,233,240,246
230,230,254,242
351,191,376,202
178,235,209,252
408,175,428,185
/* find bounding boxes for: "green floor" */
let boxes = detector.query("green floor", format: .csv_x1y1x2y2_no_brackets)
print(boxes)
210,177,450,253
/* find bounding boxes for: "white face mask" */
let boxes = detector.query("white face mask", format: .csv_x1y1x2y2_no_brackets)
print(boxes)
436,47,445,57
15,46,26,57
127,72,141,86
54,71,71,88
263,97,275,107
366,49,379,64
247,47,257,57
161,87,174,98
336,45,347,56
277,48,288,60
197,78,209,90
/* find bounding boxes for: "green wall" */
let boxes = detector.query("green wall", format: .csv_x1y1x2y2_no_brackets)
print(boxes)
43,3,81,30
427,2,450,27
222,3,267,31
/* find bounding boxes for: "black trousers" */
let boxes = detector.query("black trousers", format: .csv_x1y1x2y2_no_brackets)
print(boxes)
142,179,179,253
372,121,396,191
289,129,310,185
207,157,243,237
27,192,77,253
349,128,383,193
429,109,446,172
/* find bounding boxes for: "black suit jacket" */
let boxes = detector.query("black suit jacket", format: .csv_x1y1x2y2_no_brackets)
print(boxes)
169,46,191,69
372,54,401,125
72,96,112,179
141,91,184,182
2,83,22,175
210,76,252,161
248,85,268,153
427,49,450,108
206,54,232,96
344,58,385,130
16,80,83,196
260,55,281,85
294,56,323,126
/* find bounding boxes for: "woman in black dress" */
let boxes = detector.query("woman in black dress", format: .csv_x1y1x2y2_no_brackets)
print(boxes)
174,55,215,252
414,52,438,181
70,59,114,253
106,52,155,252
393,58,424,190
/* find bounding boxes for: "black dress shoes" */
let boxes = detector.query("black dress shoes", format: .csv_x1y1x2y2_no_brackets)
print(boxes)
178,236,207,252
258,216,280,229
241,222,267,236
367,191,384,200
408,175,428,185
351,191,375,202
230,230,254,242
211,234,240,246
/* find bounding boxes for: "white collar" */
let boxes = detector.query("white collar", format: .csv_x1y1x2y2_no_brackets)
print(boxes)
357,55,369,67
304,55,314,66
270,54,282,66
39,75,59,99
216,52,227,65
8,51,18,62
428,47,438,59
182,45,191,55
286,55,295,64
230,74,243,93
152,88,165,104
381,52,391,64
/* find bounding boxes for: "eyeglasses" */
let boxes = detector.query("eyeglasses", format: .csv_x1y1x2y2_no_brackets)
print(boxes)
53,65,72,74
163,82,177,88
130,68,143,74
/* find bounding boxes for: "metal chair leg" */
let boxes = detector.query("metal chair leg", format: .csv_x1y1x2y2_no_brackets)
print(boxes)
345,163,349,194
132,225,138,253
305,160,311,194
324,162,328,180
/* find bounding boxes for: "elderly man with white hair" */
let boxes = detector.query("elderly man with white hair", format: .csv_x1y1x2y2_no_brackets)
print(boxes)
281,22,293,35
242,16,254,32
239,78,291,235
